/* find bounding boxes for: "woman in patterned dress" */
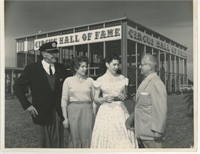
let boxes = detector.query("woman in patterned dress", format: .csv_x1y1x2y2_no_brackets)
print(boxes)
61,56,95,148
90,54,138,148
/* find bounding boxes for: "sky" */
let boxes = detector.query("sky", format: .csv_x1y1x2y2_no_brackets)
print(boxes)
4,0,193,80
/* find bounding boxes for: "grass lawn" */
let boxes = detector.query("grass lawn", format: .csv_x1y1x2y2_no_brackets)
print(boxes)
4,94,194,148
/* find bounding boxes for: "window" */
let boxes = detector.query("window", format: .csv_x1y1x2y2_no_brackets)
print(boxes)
17,52,26,68
27,51,35,65
75,44,88,57
17,42,24,52
27,40,34,51
89,43,104,77
62,46,74,71
105,40,121,60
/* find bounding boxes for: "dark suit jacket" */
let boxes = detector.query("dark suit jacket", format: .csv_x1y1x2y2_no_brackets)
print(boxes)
13,61,69,125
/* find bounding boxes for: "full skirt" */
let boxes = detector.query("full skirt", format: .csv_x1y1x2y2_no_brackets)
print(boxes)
90,101,138,148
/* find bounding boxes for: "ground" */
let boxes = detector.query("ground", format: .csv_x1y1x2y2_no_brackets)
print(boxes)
4,93,194,148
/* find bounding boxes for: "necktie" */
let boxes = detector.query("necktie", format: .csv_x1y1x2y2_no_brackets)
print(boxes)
49,65,53,75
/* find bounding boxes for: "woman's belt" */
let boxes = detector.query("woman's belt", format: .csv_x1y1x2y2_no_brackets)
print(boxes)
69,101,92,104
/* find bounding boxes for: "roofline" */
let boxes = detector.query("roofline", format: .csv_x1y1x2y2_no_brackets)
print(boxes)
15,16,127,40
126,18,188,50
16,16,187,50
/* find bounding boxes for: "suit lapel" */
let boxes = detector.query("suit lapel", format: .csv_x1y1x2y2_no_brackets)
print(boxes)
37,62,54,94
136,79,150,102
136,73,156,102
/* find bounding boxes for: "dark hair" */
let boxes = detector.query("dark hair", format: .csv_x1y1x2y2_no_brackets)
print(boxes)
99,54,121,75
71,55,89,71
105,54,120,64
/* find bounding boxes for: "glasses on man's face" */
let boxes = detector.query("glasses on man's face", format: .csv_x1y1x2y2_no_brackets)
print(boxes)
140,63,150,67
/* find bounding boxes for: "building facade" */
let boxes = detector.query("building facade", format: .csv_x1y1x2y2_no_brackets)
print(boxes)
13,17,188,95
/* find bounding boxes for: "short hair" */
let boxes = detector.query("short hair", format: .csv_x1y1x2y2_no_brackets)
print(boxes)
105,54,120,64
142,54,157,69
72,56,89,71
100,54,121,74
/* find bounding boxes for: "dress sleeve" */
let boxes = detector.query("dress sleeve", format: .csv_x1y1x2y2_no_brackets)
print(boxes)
93,78,101,88
124,77,129,86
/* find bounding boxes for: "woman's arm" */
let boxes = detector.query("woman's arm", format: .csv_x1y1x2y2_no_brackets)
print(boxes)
93,86,114,104
93,87,104,104
61,79,69,128
91,82,97,116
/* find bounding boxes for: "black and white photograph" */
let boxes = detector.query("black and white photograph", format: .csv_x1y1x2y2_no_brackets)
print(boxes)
2,0,198,153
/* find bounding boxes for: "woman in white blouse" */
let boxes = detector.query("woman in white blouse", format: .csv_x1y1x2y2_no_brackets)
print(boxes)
90,54,138,148
61,56,95,148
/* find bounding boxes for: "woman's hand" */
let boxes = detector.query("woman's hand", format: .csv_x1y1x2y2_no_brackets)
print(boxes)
114,93,126,101
63,118,69,128
125,112,135,129
104,96,115,103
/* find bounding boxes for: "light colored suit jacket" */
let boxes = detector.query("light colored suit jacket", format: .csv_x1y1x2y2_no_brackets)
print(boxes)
134,73,167,140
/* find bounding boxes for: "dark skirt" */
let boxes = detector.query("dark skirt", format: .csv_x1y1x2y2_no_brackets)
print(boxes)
68,101,94,148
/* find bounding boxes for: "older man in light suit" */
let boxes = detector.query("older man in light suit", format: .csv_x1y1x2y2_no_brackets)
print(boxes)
126,54,167,148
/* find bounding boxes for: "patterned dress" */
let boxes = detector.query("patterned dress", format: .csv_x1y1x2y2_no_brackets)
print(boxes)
90,74,138,148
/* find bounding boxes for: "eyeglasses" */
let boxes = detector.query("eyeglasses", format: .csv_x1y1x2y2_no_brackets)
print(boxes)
140,63,150,67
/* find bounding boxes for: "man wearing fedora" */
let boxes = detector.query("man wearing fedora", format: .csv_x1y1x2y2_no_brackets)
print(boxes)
13,41,70,148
